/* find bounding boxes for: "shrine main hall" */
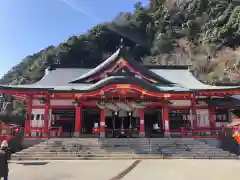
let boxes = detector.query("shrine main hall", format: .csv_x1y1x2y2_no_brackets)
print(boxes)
1,47,240,138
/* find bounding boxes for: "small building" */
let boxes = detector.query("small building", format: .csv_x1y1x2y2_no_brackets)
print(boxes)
0,47,240,138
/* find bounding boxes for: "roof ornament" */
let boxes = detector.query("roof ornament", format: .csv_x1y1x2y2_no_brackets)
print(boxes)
120,38,124,48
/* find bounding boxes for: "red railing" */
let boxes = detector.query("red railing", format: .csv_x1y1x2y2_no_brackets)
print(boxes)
180,127,223,138
25,126,63,138
0,123,22,142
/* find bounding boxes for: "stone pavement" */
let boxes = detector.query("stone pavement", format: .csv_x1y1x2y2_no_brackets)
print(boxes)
8,160,134,180
8,159,240,180
124,159,240,180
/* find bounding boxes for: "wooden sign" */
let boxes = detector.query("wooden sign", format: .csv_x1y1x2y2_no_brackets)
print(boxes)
117,84,131,89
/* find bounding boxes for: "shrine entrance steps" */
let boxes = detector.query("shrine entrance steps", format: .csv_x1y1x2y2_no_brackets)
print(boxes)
11,138,239,160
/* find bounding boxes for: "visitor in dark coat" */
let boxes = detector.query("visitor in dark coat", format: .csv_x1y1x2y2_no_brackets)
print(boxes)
0,140,10,180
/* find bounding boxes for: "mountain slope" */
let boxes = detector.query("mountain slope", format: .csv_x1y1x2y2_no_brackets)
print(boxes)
1,0,240,85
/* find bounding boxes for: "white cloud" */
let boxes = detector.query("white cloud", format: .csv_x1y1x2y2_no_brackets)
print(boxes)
58,0,101,21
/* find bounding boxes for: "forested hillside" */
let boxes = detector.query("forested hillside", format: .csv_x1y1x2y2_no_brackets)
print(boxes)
1,0,240,85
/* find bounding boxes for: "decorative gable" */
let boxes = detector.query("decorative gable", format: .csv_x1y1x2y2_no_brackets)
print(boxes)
85,58,159,84
69,47,173,85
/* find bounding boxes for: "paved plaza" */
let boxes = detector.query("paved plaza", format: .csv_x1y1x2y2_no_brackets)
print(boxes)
8,159,240,180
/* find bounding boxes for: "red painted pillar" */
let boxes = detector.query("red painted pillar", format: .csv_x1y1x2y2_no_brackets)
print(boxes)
43,97,50,136
139,109,145,137
209,108,215,129
25,96,32,136
163,106,170,137
191,95,198,131
99,109,105,138
74,104,82,137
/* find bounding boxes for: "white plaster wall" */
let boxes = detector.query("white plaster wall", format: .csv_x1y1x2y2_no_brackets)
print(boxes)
32,99,76,106
31,109,52,128
196,109,210,127
49,109,52,128
170,100,191,106
32,99,44,107
31,109,44,128
50,99,74,106
187,110,193,128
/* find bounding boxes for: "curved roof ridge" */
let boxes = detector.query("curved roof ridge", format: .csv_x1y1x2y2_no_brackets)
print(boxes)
69,47,174,84
72,48,121,81
85,76,161,92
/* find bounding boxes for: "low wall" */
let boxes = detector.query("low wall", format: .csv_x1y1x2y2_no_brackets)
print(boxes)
0,128,24,153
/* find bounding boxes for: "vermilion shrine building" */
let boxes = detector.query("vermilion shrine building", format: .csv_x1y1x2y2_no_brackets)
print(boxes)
0,47,240,138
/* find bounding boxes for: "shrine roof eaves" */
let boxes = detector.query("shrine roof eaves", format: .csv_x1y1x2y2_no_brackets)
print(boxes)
0,76,191,93
205,97,240,107
32,65,214,90
1,66,240,92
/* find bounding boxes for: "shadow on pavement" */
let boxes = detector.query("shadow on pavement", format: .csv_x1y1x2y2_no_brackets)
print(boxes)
15,162,49,166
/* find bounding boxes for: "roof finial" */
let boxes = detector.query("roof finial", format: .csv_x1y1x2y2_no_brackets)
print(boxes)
120,38,124,48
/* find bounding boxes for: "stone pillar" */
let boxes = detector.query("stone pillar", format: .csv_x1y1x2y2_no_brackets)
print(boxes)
139,109,145,137
43,97,50,136
25,96,32,136
74,103,82,137
209,108,215,129
99,109,105,138
163,106,170,137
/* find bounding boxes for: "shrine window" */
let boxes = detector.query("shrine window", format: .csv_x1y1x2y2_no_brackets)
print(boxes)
169,109,190,129
214,109,229,122
36,114,40,121
169,110,189,120
31,114,34,120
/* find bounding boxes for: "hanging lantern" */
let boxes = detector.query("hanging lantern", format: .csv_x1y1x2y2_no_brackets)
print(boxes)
39,96,45,104
153,123,160,130
129,112,132,129
121,117,124,129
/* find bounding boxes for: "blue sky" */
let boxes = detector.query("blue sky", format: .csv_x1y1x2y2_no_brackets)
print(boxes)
0,0,148,78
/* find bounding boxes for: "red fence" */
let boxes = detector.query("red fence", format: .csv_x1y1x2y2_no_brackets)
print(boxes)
179,127,223,138
25,126,63,138
0,123,21,142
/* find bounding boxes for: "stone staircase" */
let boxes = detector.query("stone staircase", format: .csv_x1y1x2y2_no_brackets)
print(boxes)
11,138,239,160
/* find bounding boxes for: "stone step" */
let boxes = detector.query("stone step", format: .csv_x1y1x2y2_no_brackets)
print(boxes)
14,152,235,158
12,138,238,161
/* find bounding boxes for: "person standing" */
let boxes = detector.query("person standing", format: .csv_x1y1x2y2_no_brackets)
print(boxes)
0,140,10,180
232,131,240,155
